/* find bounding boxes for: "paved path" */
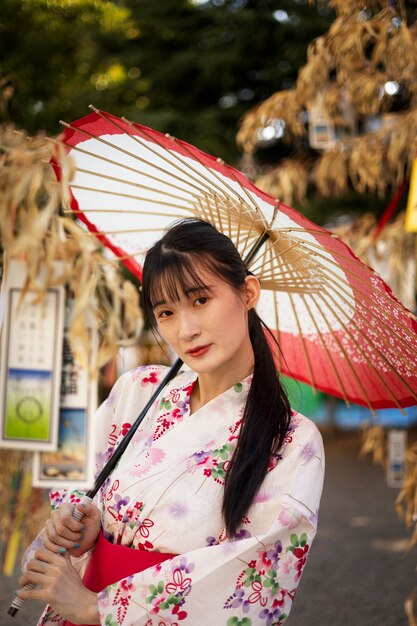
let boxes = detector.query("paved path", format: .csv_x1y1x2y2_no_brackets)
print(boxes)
1,431,416,625
290,431,416,626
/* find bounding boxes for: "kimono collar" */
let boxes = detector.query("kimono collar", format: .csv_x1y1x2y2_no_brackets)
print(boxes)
159,368,253,414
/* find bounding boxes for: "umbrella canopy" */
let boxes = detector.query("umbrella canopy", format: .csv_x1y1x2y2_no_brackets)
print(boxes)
54,107,417,412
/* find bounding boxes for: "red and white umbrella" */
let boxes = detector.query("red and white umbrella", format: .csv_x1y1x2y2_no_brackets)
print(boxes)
54,107,417,412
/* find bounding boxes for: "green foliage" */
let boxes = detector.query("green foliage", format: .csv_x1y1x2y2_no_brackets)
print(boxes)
1,0,332,162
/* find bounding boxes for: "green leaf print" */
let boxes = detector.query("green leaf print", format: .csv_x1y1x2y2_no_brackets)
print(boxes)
227,617,252,626
234,383,243,392
290,533,299,547
105,615,119,626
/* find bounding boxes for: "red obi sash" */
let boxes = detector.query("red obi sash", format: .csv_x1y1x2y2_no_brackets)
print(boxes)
63,529,176,626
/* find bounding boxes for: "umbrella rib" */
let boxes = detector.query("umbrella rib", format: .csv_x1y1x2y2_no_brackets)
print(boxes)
65,208,190,219
310,293,380,413
60,118,221,199
66,183,193,211
300,295,351,406
266,243,281,373
249,240,304,275
275,244,318,392
73,166,200,204
212,194,225,234
287,292,317,393
123,114,262,217
239,216,260,260
49,136,201,200
92,107,249,209
322,287,416,408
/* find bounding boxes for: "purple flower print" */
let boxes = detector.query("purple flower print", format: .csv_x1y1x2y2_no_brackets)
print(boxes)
233,528,252,541
259,606,282,626
114,493,130,511
224,588,251,613
193,450,209,464
206,536,217,546
266,540,282,569
175,556,195,574
301,440,317,462
176,399,189,416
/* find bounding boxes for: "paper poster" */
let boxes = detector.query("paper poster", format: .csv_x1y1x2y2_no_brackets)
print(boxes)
386,429,407,488
0,260,64,450
32,319,97,489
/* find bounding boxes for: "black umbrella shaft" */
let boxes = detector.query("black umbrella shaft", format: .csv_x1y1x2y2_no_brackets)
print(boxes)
244,231,270,267
86,357,183,498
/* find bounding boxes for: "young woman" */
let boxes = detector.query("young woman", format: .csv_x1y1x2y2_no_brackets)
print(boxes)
18,219,325,626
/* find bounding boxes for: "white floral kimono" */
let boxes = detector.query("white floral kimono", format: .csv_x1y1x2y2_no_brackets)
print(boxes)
28,364,325,626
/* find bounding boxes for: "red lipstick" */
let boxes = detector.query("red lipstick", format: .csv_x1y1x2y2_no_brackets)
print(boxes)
186,344,211,357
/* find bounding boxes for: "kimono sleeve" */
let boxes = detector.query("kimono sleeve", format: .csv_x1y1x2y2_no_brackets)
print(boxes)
97,425,325,626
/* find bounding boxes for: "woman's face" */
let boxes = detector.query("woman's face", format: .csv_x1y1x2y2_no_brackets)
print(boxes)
152,268,259,379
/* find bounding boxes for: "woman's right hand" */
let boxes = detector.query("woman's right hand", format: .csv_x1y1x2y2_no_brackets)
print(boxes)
44,501,101,558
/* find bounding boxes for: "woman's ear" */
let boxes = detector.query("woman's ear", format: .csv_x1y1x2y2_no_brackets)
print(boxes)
243,275,261,310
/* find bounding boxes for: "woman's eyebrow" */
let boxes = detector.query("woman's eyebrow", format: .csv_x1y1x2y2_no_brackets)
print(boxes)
152,285,212,309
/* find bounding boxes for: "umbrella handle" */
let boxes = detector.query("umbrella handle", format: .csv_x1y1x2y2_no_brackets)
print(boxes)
7,495,93,617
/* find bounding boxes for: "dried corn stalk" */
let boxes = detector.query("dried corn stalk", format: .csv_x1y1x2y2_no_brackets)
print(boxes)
312,148,350,197
254,158,311,205
360,423,386,467
0,126,143,373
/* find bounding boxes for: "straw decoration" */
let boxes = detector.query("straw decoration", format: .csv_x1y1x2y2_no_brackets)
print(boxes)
0,126,144,373
254,158,311,205
237,1,417,203
360,424,386,467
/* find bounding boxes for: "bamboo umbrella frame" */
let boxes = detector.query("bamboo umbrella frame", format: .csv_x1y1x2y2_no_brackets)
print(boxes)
53,107,417,419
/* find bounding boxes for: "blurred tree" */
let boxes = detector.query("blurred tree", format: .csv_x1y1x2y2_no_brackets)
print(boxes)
0,0,332,162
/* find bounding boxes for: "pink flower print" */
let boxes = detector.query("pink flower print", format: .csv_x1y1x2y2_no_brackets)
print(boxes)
129,447,166,477
169,388,181,403
248,580,268,607
120,576,135,595
49,489,67,509
280,551,296,577
142,371,159,385
120,422,131,436
172,603,188,621
138,517,154,538
166,568,192,595
278,508,303,530
203,468,212,477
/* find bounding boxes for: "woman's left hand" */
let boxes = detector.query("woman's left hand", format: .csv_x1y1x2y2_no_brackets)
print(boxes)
17,543,100,625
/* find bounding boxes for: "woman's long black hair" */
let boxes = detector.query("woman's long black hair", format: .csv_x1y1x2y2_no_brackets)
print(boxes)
141,219,291,537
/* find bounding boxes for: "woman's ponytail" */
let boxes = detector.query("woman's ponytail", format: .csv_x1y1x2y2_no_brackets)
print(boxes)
222,309,291,537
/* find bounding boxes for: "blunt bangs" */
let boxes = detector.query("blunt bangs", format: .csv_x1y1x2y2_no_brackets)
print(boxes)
144,251,224,328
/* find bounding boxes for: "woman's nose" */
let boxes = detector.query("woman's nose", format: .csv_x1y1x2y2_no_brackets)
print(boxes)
178,310,200,341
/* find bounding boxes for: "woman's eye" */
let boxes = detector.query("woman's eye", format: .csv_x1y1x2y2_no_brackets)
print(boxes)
195,297,208,306
157,309,173,319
